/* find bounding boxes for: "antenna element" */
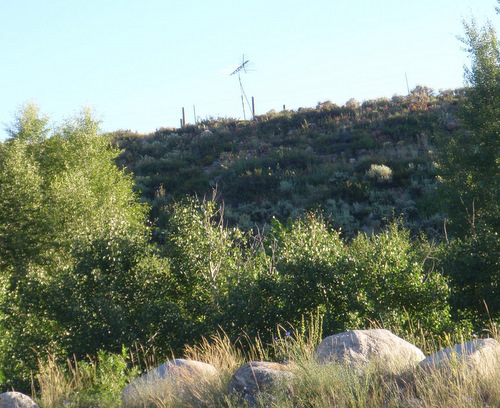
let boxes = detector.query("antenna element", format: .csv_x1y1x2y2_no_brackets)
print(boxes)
230,55,253,120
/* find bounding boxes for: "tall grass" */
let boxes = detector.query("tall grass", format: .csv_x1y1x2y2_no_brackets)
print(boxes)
33,321,500,408
35,348,137,408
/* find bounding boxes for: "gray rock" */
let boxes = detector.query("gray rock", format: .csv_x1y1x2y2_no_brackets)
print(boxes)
315,329,425,375
0,392,39,408
229,361,294,404
122,358,217,408
419,338,500,374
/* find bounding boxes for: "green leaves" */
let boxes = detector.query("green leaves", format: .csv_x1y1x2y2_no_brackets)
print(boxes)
0,105,156,389
51,235,175,357
439,228,500,328
165,196,245,335
1,105,148,271
434,18,500,329
162,199,451,341
271,215,450,334
0,139,46,280
5,102,50,143
270,213,349,328
436,20,500,235
348,221,450,333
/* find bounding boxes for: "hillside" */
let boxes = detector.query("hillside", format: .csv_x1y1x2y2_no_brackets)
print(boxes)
113,86,463,239
1,15,499,398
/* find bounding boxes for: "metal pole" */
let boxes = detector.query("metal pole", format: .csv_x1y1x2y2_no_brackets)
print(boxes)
241,95,246,120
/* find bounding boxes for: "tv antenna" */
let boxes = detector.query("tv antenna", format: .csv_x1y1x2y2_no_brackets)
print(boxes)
230,54,253,120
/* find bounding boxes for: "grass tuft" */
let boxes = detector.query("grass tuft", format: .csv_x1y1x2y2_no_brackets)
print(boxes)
33,321,500,408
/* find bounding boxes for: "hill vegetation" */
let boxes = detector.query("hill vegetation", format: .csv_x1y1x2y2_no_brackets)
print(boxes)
113,86,462,240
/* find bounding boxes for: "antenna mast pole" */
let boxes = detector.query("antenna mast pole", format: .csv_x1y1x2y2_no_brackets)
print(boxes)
231,55,252,120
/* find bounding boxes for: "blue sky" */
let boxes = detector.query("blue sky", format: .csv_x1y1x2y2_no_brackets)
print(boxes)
1,0,498,140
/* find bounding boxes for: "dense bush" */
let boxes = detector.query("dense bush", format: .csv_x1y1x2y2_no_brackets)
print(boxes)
159,196,452,354
0,106,175,390
439,227,500,328
346,222,451,333
269,215,451,334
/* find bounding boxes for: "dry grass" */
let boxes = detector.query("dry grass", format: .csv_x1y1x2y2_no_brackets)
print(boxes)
33,323,500,408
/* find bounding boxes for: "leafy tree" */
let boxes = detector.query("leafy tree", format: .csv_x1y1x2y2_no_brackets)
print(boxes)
435,18,500,328
164,195,245,337
436,19,499,235
0,139,46,277
439,232,499,328
48,233,179,357
5,102,50,143
0,104,148,278
347,222,451,334
269,214,350,330
271,215,450,335
162,195,287,340
0,104,173,390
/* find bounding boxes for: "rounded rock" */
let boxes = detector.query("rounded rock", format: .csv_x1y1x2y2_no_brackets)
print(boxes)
0,392,39,408
122,358,217,408
229,361,294,400
419,338,500,374
315,329,425,375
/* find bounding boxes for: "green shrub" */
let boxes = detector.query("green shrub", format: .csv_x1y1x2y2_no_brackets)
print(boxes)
366,164,393,183
36,349,137,408
439,227,500,329
270,213,350,330
268,214,451,335
347,220,451,334
164,196,246,338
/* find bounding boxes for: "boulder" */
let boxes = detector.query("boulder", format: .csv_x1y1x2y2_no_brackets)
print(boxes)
0,392,39,408
315,329,425,375
229,361,294,404
419,338,500,375
122,358,217,408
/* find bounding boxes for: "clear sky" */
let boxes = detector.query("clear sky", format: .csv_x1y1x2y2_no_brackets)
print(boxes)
1,0,499,140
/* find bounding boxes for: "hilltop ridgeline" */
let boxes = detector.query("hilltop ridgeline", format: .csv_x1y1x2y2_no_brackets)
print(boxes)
113,86,463,238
